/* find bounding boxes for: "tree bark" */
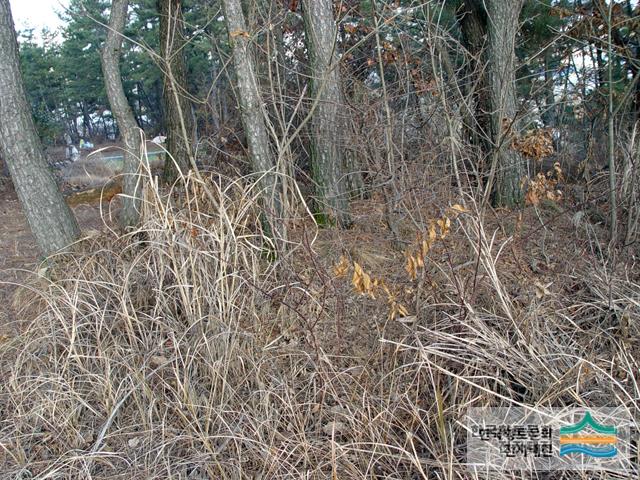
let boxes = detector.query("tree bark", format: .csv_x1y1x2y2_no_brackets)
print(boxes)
158,0,195,183
302,0,352,228
81,102,95,139
485,0,525,207
0,0,80,256
102,0,143,227
606,0,618,245
221,0,281,230
460,0,492,155
541,51,557,128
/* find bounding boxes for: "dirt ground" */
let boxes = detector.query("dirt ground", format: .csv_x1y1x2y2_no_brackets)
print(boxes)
0,140,187,334
0,152,630,339
1,154,639,478
0,183,108,333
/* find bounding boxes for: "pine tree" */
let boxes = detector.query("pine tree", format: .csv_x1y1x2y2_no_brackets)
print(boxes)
302,0,353,228
0,0,80,255
221,0,281,238
102,0,144,227
158,0,195,182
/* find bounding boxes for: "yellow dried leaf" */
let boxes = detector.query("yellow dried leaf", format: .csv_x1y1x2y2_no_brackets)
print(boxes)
449,204,468,217
230,30,250,39
405,255,417,281
437,217,451,239
352,262,375,297
333,255,350,277
428,222,437,245
421,240,430,257
362,272,372,293
389,301,410,321
352,262,364,293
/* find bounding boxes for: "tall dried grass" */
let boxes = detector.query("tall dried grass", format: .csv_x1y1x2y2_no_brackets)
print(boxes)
0,169,638,479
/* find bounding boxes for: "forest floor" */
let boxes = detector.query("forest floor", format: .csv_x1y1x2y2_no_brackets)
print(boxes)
0,183,106,331
1,159,631,357
0,162,638,478
0,139,166,330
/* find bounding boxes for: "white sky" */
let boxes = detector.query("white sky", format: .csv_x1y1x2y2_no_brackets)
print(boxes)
9,0,68,33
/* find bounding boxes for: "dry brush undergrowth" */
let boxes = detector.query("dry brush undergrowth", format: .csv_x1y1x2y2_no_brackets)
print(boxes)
0,170,639,479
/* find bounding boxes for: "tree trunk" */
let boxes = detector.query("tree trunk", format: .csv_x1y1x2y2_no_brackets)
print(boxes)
65,106,80,142
541,51,557,128
302,0,352,227
0,155,8,177
207,47,221,135
606,0,618,245
158,0,195,183
0,0,80,255
221,0,281,230
486,0,525,207
102,0,143,227
460,0,492,156
81,102,94,139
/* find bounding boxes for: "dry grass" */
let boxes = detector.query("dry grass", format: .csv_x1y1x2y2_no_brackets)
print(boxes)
0,168,638,479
